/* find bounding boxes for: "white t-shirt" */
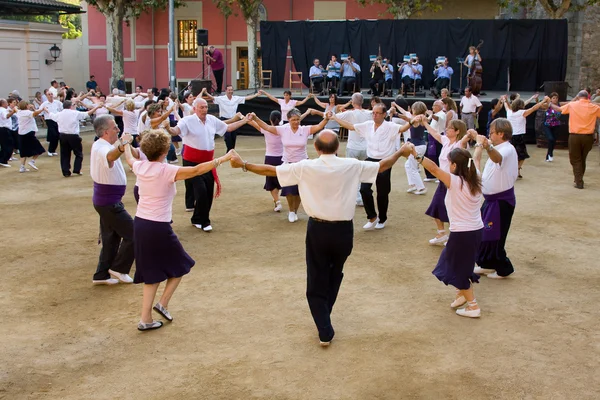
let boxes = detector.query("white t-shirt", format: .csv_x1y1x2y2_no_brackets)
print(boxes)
353,120,402,159
481,141,518,195
48,86,58,97
90,138,127,185
445,173,484,232
138,111,151,133
438,135,461,173
122,109,140,135
277,99,297,122
0,107,12,129
431,111,446,134
40,100,63,119
177,114,227,150
276,155,380,221
17,110,38,134
460,95,482,113
47,109,88,135
336,109,372,151
506,109,527,135
133,160,179,223
182,103,194,117
213,95,245,119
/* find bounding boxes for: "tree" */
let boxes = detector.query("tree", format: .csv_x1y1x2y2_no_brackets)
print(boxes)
87,0,184,90
498,0,600,18
212,0,262,91
356,0,443,19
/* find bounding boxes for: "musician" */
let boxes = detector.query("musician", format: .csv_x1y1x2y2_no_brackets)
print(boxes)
399,56,423,95
463,46,482,76
432,57,453,99
309,59,325,94
326,55,342,92
383,58,394,96
369,57,386,97
338,55,361,96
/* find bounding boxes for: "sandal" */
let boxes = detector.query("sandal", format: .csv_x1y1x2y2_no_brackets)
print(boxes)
153,303,173,322
137,320,163,331
518,167,523,179
450,295,467,309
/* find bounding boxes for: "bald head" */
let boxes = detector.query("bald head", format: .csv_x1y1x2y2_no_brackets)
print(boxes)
314,129,339,154
577,90,589,99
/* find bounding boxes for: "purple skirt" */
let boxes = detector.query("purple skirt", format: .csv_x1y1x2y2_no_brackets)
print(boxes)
432,229,483,290
425,182,449,222
133,216,195,284
264,155,283,191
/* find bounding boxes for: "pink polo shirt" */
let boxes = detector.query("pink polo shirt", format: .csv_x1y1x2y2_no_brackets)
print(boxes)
276,125,311,163
133,160,179,223
277,99,297,122
261,128,284,157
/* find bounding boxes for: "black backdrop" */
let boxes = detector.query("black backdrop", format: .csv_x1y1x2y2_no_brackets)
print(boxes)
260,19,568,92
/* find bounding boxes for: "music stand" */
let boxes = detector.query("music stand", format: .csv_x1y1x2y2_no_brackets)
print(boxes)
456,57,465,93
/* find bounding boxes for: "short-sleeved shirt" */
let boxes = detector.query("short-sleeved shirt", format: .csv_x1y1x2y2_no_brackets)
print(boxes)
40,100,63,119
309,66,323,78
276,155,380,221
47,109,88,135
90,138,127,185
460,95,482,113
439,135,461,173
506,109,527,135
213,95,245,119
481,141,518,195
276,124,311,163
445,174,484,232
354,120,402,159
182,103,194,117
86,81,98,90
560,99,600,134
277,99,297,122
261,128,284,157
122,109,140,135
133,160,179,223
0,107,12,129
16,110,37,134
177,114,227,151
336,109,372,151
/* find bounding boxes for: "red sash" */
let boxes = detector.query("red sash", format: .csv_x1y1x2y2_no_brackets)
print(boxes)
183,146,222,198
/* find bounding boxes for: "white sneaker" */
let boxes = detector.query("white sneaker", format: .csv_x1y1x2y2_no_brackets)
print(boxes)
308,135,314,140
10,157,18,161
423,178,437,182
473,266,495,275
406,186,417,193
48,152,54,157
185,208,194,212
202,225,213,232
294,213,299,222
193,224,203,229
487,272,507,279
28,160,38,170
0,163,11,168
108,269,134,283
176,149,182,156
274,201,282,212
375,221,386,230
456,307,481,318
363,218,379,230
288,211,297,223
92,278,119,285
546,156,553,162
414,188,427,195
19,166,29,173
356,199,364,207
429,234,449,245
435,180,440,183
52,153,58,156
168,159,178,164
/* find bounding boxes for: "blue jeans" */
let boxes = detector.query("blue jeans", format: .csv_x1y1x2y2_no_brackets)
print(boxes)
543,125,558,158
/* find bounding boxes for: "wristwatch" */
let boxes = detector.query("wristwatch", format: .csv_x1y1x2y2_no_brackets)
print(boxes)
487,144,495,151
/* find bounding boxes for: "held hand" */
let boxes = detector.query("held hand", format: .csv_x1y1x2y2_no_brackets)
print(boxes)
543,96,551,103
121,133,133,144
534,92,540,99
475,134,487,147
326,111,334,120
229,153,245,169
247,112,255,121
236,112,244,120
466,129,478,140
222,150,235,161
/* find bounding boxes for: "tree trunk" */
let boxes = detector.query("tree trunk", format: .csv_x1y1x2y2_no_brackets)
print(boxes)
246,15,259,91
106,5,125,91
539,0,572,18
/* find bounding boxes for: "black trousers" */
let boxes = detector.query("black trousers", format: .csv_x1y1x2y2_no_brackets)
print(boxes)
183,159,215,226
434,77,450,95
385,78,393,93
338,77,356,95
326,76,338,92
46,119,59,153
306,218,353,342
11,129,19,152
369,78,385,96
213,68,224,93
477,200,515,277
360,158,392,223
0,127,14,164
59,133,83,176
114,115,124,134
220,117,237,151
311,77,324,92
93,202,134,280
401,76,422,92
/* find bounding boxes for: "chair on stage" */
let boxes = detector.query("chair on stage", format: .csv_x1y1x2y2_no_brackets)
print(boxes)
290,71,303,95
261,70,272,89
402,80,417,97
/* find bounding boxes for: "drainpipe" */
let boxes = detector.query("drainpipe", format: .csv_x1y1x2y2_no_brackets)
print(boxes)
168,0,176,91
290,0,293,19
224,15,228,88
152,8,156,87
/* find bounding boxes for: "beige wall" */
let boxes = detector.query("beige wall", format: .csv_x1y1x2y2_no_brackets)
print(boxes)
419,0,499,19
0,20,65,100
61,1,91,92
314,1,346,20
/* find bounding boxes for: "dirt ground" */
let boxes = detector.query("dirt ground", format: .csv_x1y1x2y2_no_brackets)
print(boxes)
1,133,599,400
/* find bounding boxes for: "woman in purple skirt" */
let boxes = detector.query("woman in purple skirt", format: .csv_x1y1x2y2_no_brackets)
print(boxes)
123,130,233,331
415,147,484,318
420,117,474,245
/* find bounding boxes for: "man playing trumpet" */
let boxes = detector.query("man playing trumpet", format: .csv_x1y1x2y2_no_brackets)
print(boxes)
432,57,453,99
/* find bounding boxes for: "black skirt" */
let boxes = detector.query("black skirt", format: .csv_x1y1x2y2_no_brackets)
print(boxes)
264,155,283,191
18,131,45,157
510,135,529,160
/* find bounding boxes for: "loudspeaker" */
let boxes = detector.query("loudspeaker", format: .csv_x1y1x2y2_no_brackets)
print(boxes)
196,29,208,47
191,79,212,96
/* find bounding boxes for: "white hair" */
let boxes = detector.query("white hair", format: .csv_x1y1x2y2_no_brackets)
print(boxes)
192,97,207,107
351,92,363,105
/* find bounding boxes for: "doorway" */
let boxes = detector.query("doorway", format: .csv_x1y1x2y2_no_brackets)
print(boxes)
236,47,262,90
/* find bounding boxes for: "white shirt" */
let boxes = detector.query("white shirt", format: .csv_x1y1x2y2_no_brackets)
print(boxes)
213,95,245,119
16,110,38,134
40,99,63,119
182,103,194,117
277,99,297,122
445,174,484,232
47,109,88,134
177,114,227,150
138,111,151,133
460,95,482,113
481,141,518,195
276,155,380,221
431,111,446,134
106,96,126,111
506,109,527,135
90,138,127,185
0,107,12,129
122,109,140,135
336,109,372,151
48,86,58,97
438,135,461,172
353,120,402,159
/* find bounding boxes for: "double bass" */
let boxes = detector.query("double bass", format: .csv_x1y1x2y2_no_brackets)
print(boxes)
468,40,483,96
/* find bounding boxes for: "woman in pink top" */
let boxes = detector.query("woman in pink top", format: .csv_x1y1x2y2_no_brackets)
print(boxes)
421,118,474,245
260,89,311,123
250,108,328,222
247,110,285,212
416,147,484,318
123,130,233,331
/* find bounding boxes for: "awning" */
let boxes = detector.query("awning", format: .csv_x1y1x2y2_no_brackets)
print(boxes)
0,0,83,15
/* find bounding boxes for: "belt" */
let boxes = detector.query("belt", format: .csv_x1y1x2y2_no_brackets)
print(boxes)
462,112,474,115
60,132,78,135
309,217,352,224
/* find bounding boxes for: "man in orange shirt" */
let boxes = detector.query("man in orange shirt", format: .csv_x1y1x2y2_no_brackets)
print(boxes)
551,90,600,189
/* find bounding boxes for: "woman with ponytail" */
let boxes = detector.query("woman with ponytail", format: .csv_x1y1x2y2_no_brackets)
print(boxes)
415,147,484,318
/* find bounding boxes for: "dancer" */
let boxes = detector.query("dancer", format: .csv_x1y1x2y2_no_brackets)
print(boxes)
541,92,562,162
260,90,311,124
333,103,412,229
503,94,549,179
39,91,63,156
16,101,46,173
247,110,285,212
472,118,518,279
421,117,473,245
404,101,429,195
0,99,17,168
416,147,484,318
229,130,415,346
90,115,135,285
122,130,233,331
441,97,458,127
311,93,351,133
248,108,328,222
423,100,447,182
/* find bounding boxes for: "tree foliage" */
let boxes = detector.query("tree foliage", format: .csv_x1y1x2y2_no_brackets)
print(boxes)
355,0,443,18
498,0,600,18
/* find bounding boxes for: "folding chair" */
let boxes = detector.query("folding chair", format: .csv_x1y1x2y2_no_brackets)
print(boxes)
290,71,303,95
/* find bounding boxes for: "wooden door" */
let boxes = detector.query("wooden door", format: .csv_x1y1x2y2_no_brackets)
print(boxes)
237,47,262,90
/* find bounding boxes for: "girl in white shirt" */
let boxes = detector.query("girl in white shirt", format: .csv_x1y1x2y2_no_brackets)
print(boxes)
16,101,46,172
260,90,311,123
416,147,484,318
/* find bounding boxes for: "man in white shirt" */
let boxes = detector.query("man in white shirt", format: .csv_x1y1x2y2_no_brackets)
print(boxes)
229,130,415,346
472,118,518,280
40,91,63,156
202,85,260,151
47,100,100,177
0,98,17,167
168,98,250,231
90,114,135,285
48,80,59,98
424,100,447,182
335,93,372,205
460,86,482,130
309,58,325,94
